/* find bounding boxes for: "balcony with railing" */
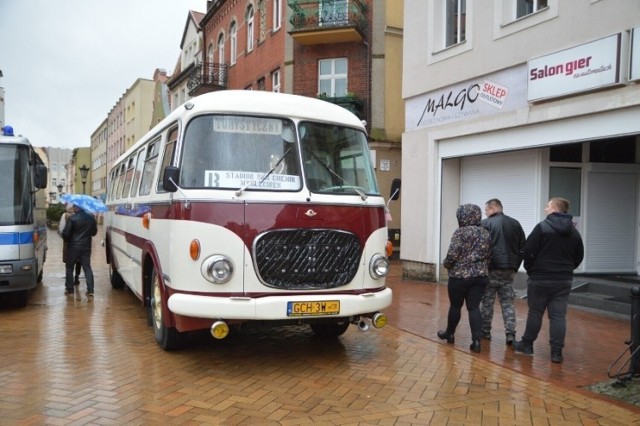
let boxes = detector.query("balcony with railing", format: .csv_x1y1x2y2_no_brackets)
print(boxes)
288,0,368,45
187,62,228,96
318,93,364,119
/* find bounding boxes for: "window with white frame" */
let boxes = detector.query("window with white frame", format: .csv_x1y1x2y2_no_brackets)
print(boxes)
218,33,225,85
318,58,347,97
207,43,214,64
517,0,548,18
272,70,280,92
230,21,237,64
246,5,255,52
445,0,466,47
273,0,281,30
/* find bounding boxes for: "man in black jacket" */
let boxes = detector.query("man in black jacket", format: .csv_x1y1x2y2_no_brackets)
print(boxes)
62,205,98,300
514,197,584,363
480,199,526,345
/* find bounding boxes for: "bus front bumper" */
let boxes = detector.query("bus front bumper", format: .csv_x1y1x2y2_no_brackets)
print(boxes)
0,259,38,293
167,288,393,321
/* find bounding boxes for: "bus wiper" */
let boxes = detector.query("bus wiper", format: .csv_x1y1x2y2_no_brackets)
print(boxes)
235,147,292,196
308,152,367,200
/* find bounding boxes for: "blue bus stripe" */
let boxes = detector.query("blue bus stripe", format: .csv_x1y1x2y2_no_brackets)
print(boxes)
0,232,34,245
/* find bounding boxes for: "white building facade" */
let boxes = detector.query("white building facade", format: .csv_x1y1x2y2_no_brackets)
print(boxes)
402,0,640,281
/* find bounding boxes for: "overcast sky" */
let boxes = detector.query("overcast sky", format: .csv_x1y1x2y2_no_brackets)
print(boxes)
0,0,206,149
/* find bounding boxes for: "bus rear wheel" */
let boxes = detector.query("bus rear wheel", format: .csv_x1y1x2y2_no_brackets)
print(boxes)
109,262,125,289
310,319,350,338
149,266,184,350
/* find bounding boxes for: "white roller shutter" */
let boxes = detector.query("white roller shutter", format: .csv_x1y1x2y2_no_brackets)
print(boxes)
585,172,637,273
460,149,539,237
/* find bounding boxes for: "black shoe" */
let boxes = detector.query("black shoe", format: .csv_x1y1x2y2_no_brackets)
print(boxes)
437,330,455,344
551,350,563,363
513,340,534,355
64,288,73,296
481,332,492,340
74,276,80,286
470,338,481,353
506,333,516,346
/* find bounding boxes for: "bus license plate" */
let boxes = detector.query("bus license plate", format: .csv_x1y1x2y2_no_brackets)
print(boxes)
287,300,340,316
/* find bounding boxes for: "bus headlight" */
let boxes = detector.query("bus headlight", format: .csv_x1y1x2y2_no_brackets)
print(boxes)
201,255,234,284
369,254,389,279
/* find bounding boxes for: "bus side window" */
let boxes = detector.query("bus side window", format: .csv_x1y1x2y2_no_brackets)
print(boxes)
129,148,145,198
139,139,160,196
113,164,125,200
156,126,178,193
120,156,136,199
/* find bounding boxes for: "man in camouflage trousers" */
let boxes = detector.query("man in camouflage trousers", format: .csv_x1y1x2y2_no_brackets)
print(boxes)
480,199,526,345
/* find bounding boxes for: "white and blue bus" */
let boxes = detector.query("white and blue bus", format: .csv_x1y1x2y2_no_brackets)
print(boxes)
0,126,48,307
104,91,393,350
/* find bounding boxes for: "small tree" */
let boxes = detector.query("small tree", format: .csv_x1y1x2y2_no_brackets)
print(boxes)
47,203,65,224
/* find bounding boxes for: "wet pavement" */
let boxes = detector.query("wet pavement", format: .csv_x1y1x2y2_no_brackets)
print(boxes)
1,227,639,425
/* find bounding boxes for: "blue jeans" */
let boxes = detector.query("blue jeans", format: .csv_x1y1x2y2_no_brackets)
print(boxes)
66,248,94,293
521,279,572,351
445,276,488,339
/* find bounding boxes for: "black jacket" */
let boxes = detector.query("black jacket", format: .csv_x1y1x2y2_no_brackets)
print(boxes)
524,213,584,281
481,212,525,271
62,209,97,251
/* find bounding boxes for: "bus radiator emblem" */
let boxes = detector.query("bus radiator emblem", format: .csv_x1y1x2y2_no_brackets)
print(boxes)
305,209,317,217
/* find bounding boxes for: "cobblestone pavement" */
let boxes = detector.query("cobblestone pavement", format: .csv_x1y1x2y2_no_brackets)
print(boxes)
0,228,639,424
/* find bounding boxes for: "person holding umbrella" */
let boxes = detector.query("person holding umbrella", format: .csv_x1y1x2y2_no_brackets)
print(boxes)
61,200,98,299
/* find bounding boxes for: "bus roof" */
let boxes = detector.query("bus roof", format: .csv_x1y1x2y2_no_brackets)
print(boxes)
0,135,31,146
116,91,366,165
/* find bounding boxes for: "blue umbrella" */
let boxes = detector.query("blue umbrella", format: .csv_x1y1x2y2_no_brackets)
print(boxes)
60,194,108,213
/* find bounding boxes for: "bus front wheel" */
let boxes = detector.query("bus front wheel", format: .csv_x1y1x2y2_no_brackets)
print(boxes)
149,266,184,350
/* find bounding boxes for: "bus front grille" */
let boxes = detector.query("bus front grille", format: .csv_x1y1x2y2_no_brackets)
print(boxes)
254,229,361,290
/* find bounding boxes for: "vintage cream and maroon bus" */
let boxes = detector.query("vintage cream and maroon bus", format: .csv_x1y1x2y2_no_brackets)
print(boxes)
104,90,392,350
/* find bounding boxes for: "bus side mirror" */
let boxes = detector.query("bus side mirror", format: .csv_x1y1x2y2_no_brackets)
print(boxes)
35,165,48,189
162,166,179,193
389,178,401,201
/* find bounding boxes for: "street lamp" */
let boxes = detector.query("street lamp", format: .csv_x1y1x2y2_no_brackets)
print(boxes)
57,184,63,194
48,191,56,204
79,164,90,195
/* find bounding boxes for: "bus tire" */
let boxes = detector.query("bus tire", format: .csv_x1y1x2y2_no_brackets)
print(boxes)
149,266,184,350
310,319,350,338
109,262,125,289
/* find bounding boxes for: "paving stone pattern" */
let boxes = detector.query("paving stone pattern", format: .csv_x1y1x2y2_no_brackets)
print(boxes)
1,228,640,424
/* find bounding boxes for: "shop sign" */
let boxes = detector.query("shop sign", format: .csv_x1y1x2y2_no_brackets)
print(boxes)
405,65,527,131
528,33,621,102
630,26,640,81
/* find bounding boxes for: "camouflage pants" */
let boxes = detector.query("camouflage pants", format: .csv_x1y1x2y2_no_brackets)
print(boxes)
480,269,516,335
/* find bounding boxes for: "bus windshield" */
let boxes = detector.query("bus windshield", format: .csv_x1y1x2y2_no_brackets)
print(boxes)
179,114,379,196
299,121,379,196
0,145,33,226
180,115,302,191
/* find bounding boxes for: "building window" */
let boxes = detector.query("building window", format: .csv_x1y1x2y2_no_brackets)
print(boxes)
517,0,548,18
272,70,280,92
319,0,348,26
246,5,255,52
258,77,266,91
273,0,281,30
445,0,466,47
318,58,347,97
207,43,214,64
230,22,237,64
259,0,266,42
217,33,225,64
